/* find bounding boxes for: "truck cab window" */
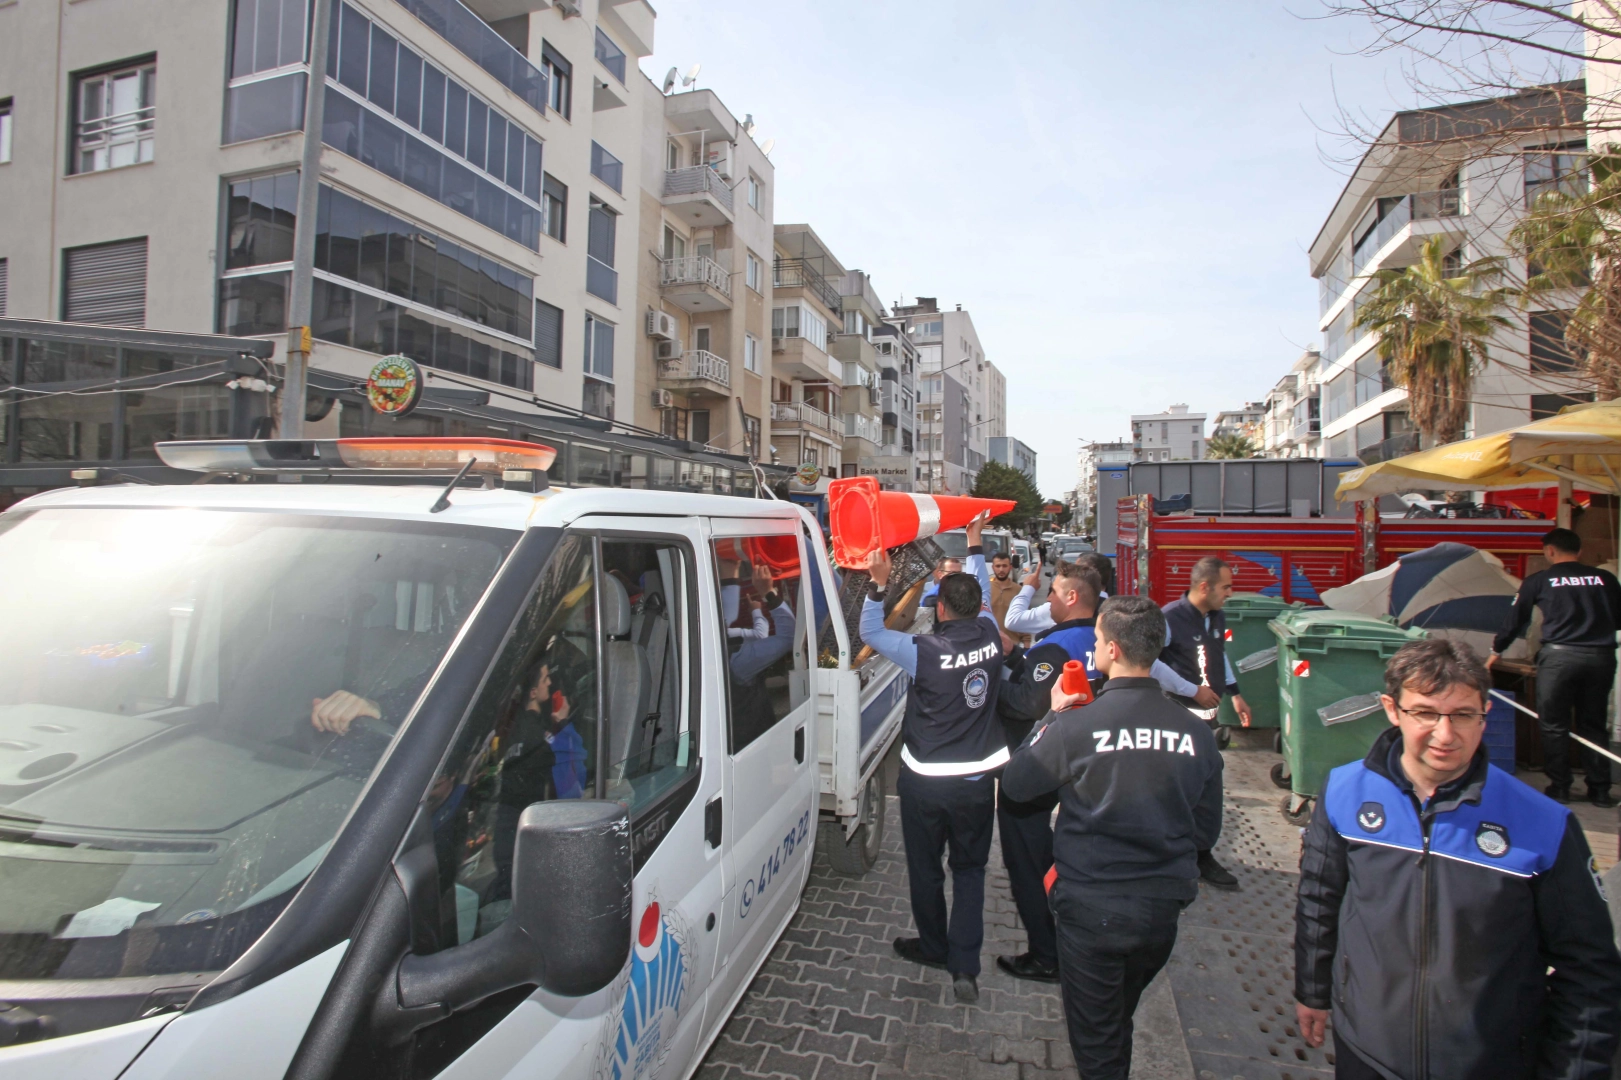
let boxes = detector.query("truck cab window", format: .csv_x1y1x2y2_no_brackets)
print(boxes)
712,533,807,752
423,533,696,950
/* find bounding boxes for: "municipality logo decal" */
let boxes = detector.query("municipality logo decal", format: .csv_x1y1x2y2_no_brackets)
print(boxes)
963,668,989,708
1033,662,1055,683
1356,801,1385,833
1476,822,1510,858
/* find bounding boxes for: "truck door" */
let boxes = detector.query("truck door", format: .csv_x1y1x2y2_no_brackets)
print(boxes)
704,519,817,1016
415,519,726,1080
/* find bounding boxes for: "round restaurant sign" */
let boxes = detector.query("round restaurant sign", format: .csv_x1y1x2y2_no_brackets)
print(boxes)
795,463,821,486
366,355,423,416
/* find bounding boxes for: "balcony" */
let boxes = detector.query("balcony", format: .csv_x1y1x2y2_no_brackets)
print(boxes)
771,401,834,432
1351,189,1464,277
660,255,732,312
773,258,842,316
662,165,734,227
771,333,840,384
659,349,730,394
844,412,881,445
1358,432,1421,465
394,0,547,112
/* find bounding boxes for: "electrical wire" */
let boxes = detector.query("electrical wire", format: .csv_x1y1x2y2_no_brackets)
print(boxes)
0,365,233,402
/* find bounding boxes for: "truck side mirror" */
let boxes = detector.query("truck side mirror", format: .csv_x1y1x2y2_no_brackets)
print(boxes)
1011,553,1023,569
396,801,632,1014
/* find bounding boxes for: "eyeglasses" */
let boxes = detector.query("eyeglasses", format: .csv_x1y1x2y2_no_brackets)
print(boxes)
1396,704,1486,730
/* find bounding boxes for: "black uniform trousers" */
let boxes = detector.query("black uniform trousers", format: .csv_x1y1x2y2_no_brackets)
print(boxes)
1051,880,1184,1080
897,767,996,976
1536,645,1615,793
997,788,1059,966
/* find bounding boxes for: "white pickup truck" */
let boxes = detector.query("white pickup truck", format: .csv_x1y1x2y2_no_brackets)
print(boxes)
0,437,913,1080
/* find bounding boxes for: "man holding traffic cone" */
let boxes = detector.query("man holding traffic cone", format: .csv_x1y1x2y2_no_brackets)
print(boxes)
859,510,1008,1004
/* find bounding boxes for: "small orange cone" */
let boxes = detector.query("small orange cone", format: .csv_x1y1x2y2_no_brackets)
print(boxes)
827,476,1016,569
1060,660,1094,705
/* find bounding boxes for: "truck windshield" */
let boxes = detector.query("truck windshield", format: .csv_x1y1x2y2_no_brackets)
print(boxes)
0,508,514,982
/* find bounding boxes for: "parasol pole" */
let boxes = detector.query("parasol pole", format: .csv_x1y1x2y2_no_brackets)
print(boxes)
1597,455,1621,748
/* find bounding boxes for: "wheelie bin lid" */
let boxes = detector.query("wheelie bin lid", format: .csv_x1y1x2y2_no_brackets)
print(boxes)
1223,593,1304,619
1269,608,1427,648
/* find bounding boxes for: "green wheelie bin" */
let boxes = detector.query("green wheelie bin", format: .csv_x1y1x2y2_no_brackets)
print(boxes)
1269,609,1427,822
1216,593,1304,747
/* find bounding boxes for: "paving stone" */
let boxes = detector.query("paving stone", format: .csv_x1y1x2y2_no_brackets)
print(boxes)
760,1047,823,1080
832,1010,888,1041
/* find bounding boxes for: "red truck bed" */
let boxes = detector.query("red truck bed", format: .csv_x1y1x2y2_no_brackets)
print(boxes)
1116,496,1548,604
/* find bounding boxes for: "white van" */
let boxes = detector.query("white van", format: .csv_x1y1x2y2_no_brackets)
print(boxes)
0,438,908,1080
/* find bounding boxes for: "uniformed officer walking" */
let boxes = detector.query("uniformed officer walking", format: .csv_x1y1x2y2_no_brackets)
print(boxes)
1157,555,1249,890
1003,595,1224,1080
860,512,1006,1003
991,562,1106,983
1489,526,1621,807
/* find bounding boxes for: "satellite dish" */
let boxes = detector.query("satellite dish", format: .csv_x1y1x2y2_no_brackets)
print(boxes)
661,66,678,94
681,63,701,88
760,138,775,156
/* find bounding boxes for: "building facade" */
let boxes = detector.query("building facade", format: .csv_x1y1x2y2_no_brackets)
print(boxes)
1262,349,1323,458
0,0,793,487
1075,438,1131,534
769,223,844,476
1130,404,1205,462
869,318,916,490
987,435,1036,481
892,296,996,493
1211,403,1265,445
1308,83,1588,464
833,269,885,480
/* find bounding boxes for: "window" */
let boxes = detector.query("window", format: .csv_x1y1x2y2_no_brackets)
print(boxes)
75,61,155,173
0,258,7,316
224,170,299,271
743,413,761,459
1525,144,1586,207
63,238,148,326
534,298,562,368
1530,311,1578,373
593,28,626,84
584,314,614,379
586,199,618,304
1532,392,1594,419
745,251,762,292
223,0,307,144
541,42,571,119
693,325,711,353
747,173,761,210
744,333,761,374
662,225,686,260
542,173,567,242
0,99,12,163
590,140,622,193
772,303,826,351
582,377,613,420
690,409,710,445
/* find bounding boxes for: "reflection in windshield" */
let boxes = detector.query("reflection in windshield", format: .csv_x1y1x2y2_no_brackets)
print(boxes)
0,508,514,981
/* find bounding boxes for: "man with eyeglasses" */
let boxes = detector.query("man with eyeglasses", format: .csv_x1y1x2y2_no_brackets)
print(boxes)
1489,526,1621,808
1295,638,1621,1080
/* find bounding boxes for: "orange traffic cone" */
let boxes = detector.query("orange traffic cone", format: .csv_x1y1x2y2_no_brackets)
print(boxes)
827,476,1016,569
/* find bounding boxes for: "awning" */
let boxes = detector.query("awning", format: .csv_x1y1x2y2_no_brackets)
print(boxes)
1334,399,1621,499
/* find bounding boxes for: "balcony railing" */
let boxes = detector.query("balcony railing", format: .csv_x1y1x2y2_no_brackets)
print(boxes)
663,165,734,212
661,349,730,387
1351,189,1463,276
393,0,547,112
660,255,732,298
1358,431,1421,465
773,258,842,314
587,256,618,304
844,413,881,443
771,402,832,430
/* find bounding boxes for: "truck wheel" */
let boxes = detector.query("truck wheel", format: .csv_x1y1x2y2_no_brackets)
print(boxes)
824,769,886,876
1215,725,1232,750
1269,761,1292,790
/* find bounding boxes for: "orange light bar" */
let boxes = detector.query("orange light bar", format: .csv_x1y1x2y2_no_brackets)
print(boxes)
334,438,556,474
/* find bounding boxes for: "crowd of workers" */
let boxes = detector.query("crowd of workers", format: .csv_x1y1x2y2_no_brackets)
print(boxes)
860,516,1621,1080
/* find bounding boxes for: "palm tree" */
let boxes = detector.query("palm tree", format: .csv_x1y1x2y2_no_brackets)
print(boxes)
1511,153,1621,398
1205,432,1258,459
1353,234,1511,445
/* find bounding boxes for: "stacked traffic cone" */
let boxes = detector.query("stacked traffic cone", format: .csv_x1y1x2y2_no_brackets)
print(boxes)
713,535,802,578
827,476,1016,569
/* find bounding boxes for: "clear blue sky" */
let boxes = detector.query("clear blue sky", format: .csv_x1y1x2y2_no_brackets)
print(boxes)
641,0,1413,497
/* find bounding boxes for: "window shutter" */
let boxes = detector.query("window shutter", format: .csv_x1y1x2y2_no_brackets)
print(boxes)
0,258,7,317
64,238,148,326
534,298,562,368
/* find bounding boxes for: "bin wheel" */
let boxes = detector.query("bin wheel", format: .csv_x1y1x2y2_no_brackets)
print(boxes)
823,767,886,876
1215,725,1232,750
1272,730,1283,755
1281,793,1313,825
1269,761,1292,790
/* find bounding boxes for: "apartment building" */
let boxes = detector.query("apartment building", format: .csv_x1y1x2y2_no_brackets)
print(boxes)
832,269,885,479
869,318,917,490
1262,349,1323,458
1309,83,1588,463
632,83,774,461
1131,404,1205,462
987,435,1037,481
769,223,845,475
1075,438,1131,528
0,0,789,493
891,297,997,493
1211,403,1265,444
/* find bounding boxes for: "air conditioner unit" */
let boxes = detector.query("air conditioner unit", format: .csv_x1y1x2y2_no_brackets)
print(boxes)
868,386,881,407
705,143,734,180
645,310,677,340
652,389,674,409
656,340,684,361
554,0,580,15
